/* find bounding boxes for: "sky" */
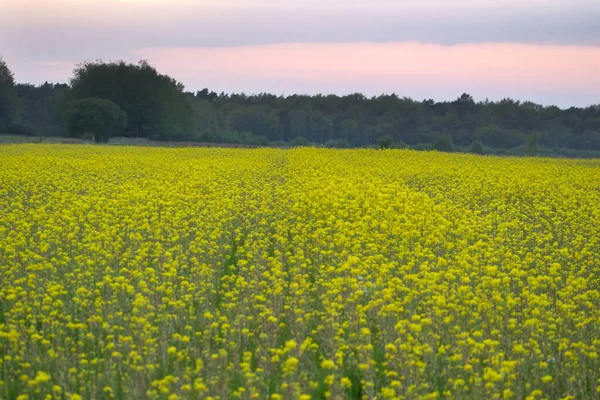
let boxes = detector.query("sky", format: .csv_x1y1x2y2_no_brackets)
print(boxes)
1,0,599,107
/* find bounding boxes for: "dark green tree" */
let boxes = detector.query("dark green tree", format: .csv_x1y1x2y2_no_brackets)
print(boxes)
228,106,281,141
475,124,524,149
434,134,454,152
366,123,394,146
70,60,192,140
196,88,218,102
290,136,309,146
307,110,333,144
16,83,69,138
188,97,227,139
339,119,360,145
63,98,127,142
526,133,539,156
378,135,394,149
0,57,18,129
469,140,485,154
288,109,308,141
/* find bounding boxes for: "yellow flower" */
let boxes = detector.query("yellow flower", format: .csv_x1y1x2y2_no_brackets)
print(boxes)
1,145,599,399
341,377,352,388
284,357,299,373
285,340,297,351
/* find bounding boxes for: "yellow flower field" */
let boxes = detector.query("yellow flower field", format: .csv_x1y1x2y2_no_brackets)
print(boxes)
1,144,599,400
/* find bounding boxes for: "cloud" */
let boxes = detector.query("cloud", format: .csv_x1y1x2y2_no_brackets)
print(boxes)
2,1,599,106
1,0,599,62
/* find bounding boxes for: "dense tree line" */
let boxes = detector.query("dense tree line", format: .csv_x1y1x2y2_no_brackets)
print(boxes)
1,57,599,152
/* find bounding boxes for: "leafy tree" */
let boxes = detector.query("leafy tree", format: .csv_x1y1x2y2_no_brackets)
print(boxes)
526,133,539,156
229,106,281,141
288,109,309,141
188,97,226,137
287,109,332,143
394,140,408,149
63,98,127,142
70,60,192,140
325,139,348,148
290,136,309,146
453,93,475,117
456,129,473,145
432,112,460,137
378,135,394,149
475,124,523,149
16,83,69,138
245,135,269,146
434,135,454,152
0,57,18,129
196,88,218,102
469,140,485,154
366,123,394,146
306,110,333,143
339,119,360,145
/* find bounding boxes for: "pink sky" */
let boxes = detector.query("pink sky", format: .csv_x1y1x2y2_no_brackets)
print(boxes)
132,42,600,105
2,0,599,106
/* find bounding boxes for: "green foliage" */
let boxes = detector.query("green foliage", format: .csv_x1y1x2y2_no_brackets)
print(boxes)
526,133,539,156
63,98,127,142
325,139,348,148
189,97,226,136
70,60,192,140
1,124,35,136
15,83,69,137
434,135,454,152
469,140,485,154
288,109,332,143
0,57,18,129
228,106,281,141
193,129,243,144
0,57,14,87
290,136,309,146
366,123,394,146
378,135,394,149
2,56,600,155
475,124,523,149
268,140,289,147
393,140,408,149
550,147,600,159
414,142,433,151
340,119,360,145
245,135,269,146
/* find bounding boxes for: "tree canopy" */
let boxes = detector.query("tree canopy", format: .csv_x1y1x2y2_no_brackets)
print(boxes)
63,98,127,142
69,60,192,140
16,83,69,137
0,57,18,129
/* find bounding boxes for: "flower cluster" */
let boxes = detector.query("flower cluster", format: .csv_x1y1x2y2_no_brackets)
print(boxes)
1,144,599,399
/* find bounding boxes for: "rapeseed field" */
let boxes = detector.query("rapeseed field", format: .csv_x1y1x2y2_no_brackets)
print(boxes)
1,144,599,400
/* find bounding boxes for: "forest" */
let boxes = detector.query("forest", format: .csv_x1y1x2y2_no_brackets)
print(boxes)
1,57,599,155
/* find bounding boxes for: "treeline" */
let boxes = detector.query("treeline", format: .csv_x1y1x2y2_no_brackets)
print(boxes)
1,57,600,152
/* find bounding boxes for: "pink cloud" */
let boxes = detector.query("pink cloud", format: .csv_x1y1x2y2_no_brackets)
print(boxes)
132,42,600,105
